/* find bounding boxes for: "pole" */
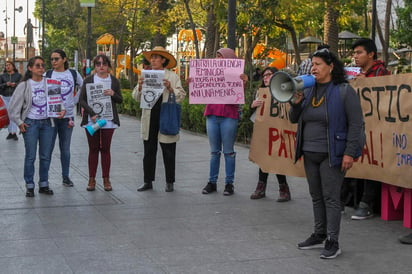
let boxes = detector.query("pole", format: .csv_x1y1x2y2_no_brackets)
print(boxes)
26,0,28,60
371,0,377,41
4,1,9,59
13,0,16,63
227,0,236,50
86,7,92,75
42,0,45,55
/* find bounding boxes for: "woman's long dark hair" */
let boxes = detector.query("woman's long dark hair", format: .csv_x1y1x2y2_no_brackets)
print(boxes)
3,61,18,73
23,56,45,81
51,49,69,70
311,49,347,85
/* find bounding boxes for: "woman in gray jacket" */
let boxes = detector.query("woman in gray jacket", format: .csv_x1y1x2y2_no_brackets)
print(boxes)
9,56,65,197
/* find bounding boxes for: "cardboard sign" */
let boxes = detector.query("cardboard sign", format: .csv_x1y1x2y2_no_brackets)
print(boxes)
249,73,412,188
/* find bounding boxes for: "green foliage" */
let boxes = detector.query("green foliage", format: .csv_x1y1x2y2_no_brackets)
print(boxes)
118,83,258,144
392,0,412,48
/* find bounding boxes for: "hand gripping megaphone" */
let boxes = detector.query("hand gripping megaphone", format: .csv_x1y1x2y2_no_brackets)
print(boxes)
269,72,316,102
86,119,107,136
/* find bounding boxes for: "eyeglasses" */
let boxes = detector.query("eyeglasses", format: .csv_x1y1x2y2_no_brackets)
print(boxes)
34,63,45,68
51,57,61,62
95,61,108,67
262,73,273,78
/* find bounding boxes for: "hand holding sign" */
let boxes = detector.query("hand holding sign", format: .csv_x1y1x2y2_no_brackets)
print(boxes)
189,59,245,104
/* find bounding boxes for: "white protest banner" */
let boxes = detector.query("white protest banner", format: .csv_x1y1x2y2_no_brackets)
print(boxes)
140,70,165,109
189,58,245,104
85,83,113,120
46,79,63,117
344,66,361,80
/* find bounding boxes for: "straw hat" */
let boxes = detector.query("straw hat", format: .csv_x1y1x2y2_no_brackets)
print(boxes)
142,46,177,69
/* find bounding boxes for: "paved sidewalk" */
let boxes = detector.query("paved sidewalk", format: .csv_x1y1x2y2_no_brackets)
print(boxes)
0,114,411,273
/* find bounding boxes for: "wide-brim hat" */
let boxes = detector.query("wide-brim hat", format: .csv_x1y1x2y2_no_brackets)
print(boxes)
142,46,177,69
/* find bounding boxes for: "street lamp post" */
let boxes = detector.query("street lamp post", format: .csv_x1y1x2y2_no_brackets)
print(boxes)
2,3,10,59
13,0,23,63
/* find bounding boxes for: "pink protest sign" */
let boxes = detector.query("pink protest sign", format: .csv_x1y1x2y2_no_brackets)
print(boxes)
189,58,245,104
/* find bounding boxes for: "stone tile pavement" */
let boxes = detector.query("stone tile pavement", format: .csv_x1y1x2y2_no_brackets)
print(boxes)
0,114,411,273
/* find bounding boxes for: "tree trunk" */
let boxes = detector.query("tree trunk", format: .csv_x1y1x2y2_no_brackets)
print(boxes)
227,0,236,50
323,0,340,55
184,0,200,58
204,0,217,58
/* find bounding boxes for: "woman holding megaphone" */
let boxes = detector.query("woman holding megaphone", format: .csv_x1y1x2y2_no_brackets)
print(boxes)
289,49,364,259
79,54,123,192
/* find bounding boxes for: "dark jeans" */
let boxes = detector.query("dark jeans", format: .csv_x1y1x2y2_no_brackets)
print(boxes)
51,117,74,178
303,152,344,242
258,168,287,185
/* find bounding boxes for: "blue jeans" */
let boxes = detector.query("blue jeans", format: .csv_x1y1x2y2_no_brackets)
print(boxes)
1,95,18,133
51,117,74,178
206,115,238,184
22,118,54,189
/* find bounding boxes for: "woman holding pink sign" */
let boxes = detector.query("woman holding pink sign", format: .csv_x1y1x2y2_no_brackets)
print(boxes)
202,48,248,196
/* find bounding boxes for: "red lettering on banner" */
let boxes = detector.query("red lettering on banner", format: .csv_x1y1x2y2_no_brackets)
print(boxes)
268,128,297,159
360,130,383,167
259,94,267,116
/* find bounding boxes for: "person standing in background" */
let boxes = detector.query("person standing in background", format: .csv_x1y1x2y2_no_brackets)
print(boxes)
349,38,390,220
46,49,83,187
0,61,22,140
249,67,291,202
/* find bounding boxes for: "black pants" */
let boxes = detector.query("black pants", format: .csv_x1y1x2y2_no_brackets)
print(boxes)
258,168,287,185
143,95,176,184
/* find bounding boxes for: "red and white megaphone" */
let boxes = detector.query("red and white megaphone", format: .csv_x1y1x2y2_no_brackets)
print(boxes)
269,71,315,102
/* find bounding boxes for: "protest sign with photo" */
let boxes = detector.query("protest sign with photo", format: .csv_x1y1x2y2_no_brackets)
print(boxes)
85,83,113,120
249,73,412,188
189,58,245,104
140,70,165,109
46,78,63,117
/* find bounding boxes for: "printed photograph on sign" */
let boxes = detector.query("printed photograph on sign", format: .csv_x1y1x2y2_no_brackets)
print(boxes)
85,83,113,120
140,70,165,109
46,79,63,117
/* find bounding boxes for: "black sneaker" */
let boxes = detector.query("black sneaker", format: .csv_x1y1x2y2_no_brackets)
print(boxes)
25,189,35,197
39,187,54,195
320,238,341,259
351,202,373,220
297,233,326,250
399,233,412,244
202,182,217,194
223,184,234,196
12,133,18,141
62,177,74,187
6,133,13,140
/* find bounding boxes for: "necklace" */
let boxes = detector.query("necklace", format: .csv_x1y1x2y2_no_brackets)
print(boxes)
311,95,325,108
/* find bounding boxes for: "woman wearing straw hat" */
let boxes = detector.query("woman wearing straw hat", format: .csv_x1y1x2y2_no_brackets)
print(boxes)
132,46,186,192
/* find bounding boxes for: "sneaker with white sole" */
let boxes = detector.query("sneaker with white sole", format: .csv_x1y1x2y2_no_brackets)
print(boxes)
320,238,341,259
351,202,373,220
